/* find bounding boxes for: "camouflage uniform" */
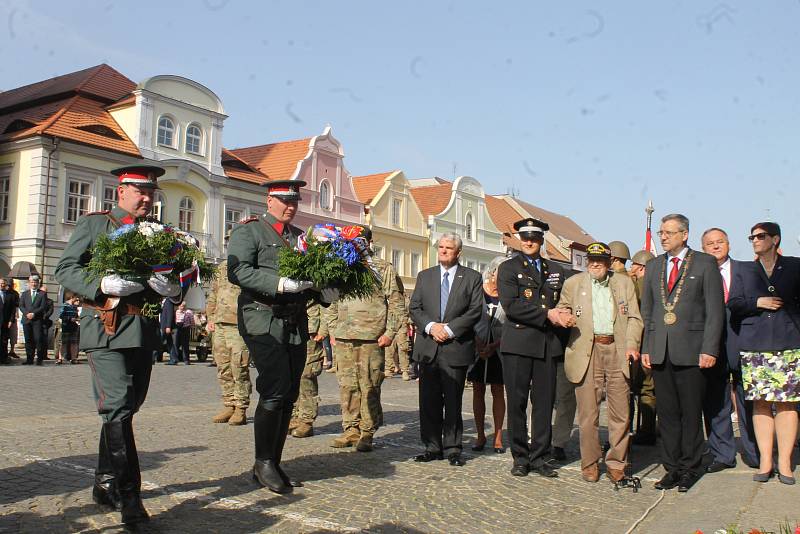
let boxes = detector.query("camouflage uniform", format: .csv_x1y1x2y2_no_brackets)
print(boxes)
384,297,410,375
291,302,326,427
206,260,252,412
323,257,404,447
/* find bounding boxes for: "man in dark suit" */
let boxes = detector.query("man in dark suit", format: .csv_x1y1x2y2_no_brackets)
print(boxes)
409,233,483,466
701,228,757,470
641,214,725,492
19,274,48,365
498,218,571,478
0,278,16,364
160,297,178,365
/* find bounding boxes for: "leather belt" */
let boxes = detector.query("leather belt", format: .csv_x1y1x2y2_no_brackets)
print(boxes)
593,334,615,345
84,299,143,335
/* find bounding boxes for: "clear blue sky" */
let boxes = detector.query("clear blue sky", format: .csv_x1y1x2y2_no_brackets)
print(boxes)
3,0,799,258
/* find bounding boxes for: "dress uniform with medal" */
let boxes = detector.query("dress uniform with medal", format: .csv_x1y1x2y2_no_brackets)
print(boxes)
497,218,569,478
56,166,181,526
227,179,337,495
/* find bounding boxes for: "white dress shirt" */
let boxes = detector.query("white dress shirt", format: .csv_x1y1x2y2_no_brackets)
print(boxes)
666,247,689,281
425,263,459,338
719,257,731,290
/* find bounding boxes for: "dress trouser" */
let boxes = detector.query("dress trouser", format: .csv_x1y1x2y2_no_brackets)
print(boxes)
0,325,9,361
651,352,706,476
502,352,557,468
702,356,736,465
22,319,47,363
418,357,468,456
245,333,305,462
87,348,153,511
552,359,577,448
731,367,760,466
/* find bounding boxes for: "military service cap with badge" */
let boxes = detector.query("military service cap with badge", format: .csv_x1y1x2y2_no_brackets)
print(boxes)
264,179,306,201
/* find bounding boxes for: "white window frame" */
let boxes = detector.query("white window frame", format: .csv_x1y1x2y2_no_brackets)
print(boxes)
319,181,331,210
153,191,165,221
372,245,383,259
101,182,118,212
465,212,474,242
185,123,203,155
178,196,194,232
224,205,245,235
65,178,93,224
391,249,403,275
0,173,9,223
410,252,421,278
157,115,177,148
391,198,402,227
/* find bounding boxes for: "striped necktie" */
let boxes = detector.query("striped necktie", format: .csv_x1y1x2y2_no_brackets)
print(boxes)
440,272,450,321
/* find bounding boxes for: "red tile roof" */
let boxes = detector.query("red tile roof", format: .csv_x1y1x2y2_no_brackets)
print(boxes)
485,195,524,235
228,138,312,182
410,179,453,217
510,197,594,245
0,64,135,113
221,148,270,184
352,171,394,204
0,95,140,156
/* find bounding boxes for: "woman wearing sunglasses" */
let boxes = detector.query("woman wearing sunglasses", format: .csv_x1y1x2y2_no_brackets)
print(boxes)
728,222,800,485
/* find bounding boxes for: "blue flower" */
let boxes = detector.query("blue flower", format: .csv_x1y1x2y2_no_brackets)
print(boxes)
109,224,136,240
331,238,360,266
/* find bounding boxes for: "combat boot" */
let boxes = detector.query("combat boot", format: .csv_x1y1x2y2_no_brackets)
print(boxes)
356,432,374,452
330,428,361,448
212,406,235,423
228,407,247,426
291,421,314,438
402,371,411,381
288,418,299,432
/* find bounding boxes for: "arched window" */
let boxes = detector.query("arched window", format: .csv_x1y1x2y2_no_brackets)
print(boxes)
153,192,165,221
319,181,331,210
185,123,202,154
179,196,194,231
465,212,474,241
157,116,175,147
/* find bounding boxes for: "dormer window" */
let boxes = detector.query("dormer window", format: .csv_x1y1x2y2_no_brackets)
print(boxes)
186,123,202,154
157,116,176,148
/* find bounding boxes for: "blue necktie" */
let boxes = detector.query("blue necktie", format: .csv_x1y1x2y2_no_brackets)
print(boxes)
440,272,450,320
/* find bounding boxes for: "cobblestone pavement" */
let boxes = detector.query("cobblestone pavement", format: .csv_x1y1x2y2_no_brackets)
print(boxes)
1,359,798,533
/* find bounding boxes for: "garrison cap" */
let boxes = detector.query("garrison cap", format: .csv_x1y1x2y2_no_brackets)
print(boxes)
111,165,164,188
264,179,306,201
358,225,372,242
608,240,631,261
586,242,612,260
513,218,549,240
631,250,656,266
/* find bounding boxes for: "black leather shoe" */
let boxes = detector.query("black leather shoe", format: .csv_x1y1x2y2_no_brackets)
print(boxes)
510,464,529,477
448,453,466,466
551,447,566,461
706,461,736,473
253,460,291,494
678,472,700,492
413,451,443,462
531,463,558,478
654,470,681,490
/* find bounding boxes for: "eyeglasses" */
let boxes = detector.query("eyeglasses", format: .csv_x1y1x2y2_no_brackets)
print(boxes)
747,232,771,242
656,230,683,238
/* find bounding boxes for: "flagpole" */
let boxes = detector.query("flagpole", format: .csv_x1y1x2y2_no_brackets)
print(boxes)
645,200,655,254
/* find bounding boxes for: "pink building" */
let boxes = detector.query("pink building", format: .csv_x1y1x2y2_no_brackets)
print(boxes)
229,126,363,230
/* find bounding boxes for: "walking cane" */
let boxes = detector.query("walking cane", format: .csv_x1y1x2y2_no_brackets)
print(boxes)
613,358,642,492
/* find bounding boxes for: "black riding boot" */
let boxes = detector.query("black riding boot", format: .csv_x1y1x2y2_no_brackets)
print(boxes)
104,420,149,525
92,426,122,510
252,404,290,494
274,407,302,487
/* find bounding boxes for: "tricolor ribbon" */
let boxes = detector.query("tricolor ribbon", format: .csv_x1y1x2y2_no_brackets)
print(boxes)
151,264,174,275
179,260,200,288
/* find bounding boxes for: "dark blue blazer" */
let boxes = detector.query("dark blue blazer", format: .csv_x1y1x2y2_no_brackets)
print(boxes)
727,255,800,352
722,259,744,369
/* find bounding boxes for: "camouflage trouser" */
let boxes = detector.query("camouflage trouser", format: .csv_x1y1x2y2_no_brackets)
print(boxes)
212,323,252,408
384,330,409,373
632,361,657,436
291,337,325,423
335,340,385,434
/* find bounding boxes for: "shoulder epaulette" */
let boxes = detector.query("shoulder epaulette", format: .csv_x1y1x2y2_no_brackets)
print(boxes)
239,216,259,224
85,210,111,216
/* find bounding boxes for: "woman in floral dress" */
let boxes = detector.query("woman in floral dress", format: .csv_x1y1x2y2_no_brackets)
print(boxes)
728,222,800,485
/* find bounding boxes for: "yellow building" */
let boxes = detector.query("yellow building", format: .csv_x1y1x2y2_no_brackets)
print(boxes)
352,170,428,290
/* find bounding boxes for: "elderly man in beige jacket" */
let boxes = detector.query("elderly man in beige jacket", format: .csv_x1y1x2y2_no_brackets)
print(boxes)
557,242,643,484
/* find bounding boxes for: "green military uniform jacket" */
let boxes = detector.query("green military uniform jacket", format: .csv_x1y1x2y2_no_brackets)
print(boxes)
322,257,404,341
226,212,311,345
55,206,162,352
